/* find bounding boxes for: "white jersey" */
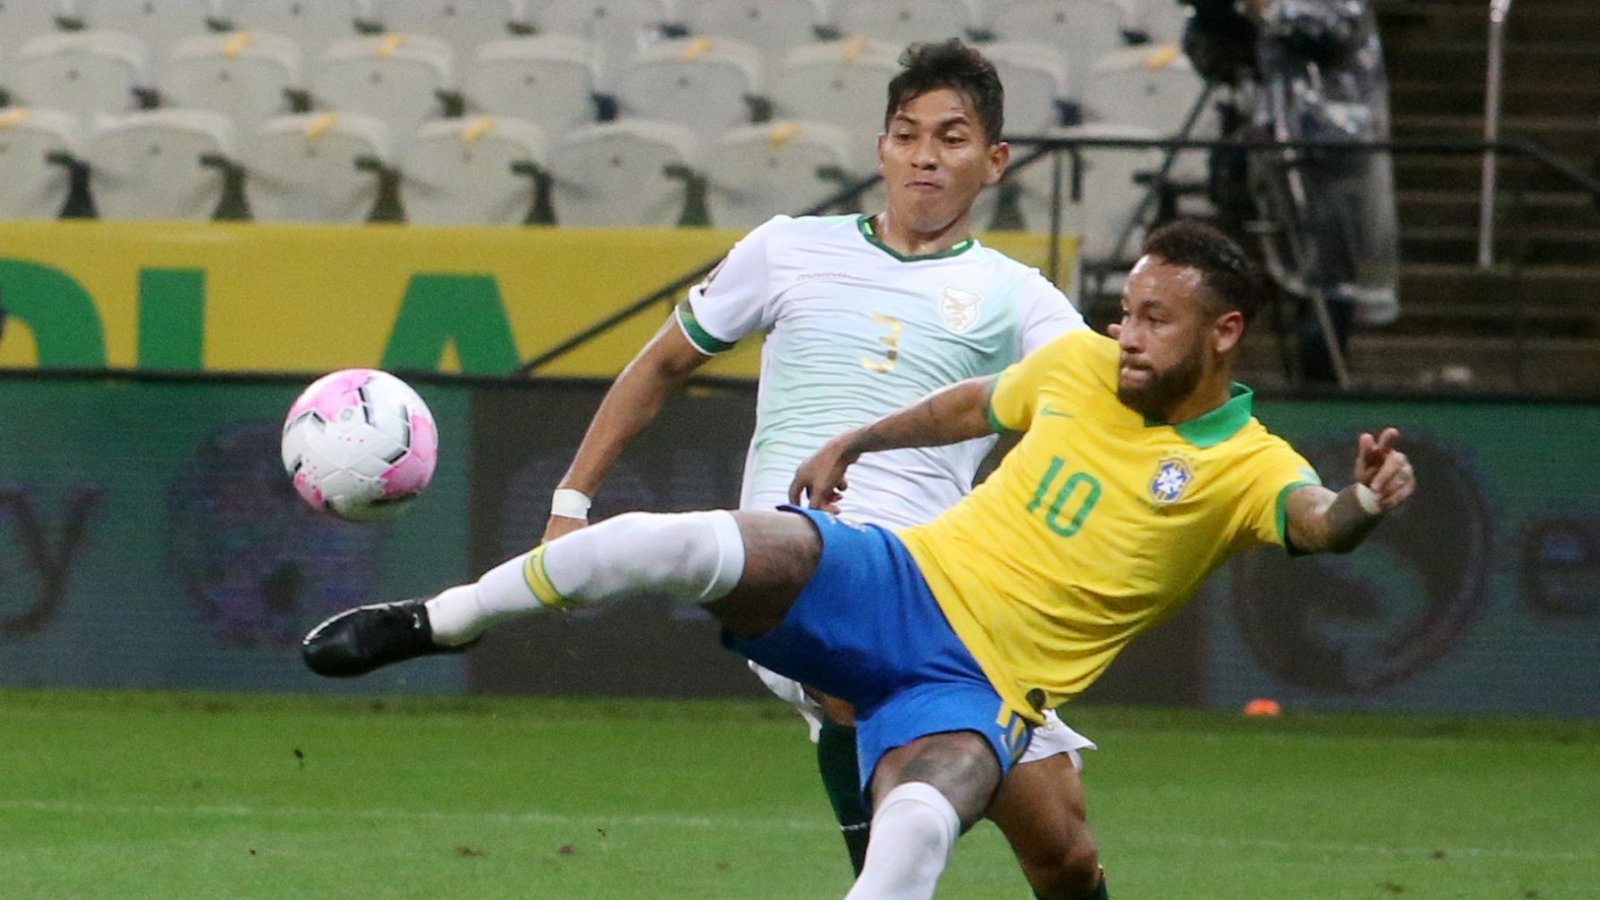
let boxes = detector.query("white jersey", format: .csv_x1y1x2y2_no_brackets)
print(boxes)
676,214,1084,528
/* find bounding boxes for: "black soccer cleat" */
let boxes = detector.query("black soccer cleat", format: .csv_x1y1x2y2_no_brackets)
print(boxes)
301,598,474,678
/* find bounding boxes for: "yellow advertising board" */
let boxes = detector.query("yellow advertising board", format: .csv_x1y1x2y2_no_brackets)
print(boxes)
0,221,1075,378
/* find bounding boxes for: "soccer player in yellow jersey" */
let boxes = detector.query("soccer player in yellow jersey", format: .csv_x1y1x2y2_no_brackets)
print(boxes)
305,220,1415,900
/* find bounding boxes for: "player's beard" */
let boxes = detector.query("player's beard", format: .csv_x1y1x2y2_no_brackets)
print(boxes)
1118,338,1206,422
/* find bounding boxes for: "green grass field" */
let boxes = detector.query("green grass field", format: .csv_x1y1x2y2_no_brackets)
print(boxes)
0,691,1595,899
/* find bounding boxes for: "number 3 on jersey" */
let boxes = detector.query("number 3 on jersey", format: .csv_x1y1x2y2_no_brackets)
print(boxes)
861,313,903,373
1025,457,1101,537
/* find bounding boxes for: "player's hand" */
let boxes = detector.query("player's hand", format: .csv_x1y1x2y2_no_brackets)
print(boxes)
789,434,857,513
542,514,587,543
1352,427,1414,513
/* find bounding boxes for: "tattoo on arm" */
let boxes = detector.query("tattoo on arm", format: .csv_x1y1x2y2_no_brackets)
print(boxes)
1322,484,1384,553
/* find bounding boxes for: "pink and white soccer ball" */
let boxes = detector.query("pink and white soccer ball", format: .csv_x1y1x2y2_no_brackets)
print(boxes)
280,369,438,522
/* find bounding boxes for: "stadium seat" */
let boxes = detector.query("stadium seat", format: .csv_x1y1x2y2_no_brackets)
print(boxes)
221,0,370,65
72,0,220,79
83,108,236,220
311,33,454,138
769,38,901,173
1009,123,1163,263
547,119,702,227
241,112,393,222
986,40,1073,136
1138,0,1190,44
1080,44,1215,181
463,35,601,137
833,0,979,46
0,0,70,61
0,107,84,220
706,120,858,229
988,0,1131,100
677,0,829,65
367,0,530,66
613,36,762,136
12,31,150,125
162,31,303,132
401,115,548,226
526,0,674,90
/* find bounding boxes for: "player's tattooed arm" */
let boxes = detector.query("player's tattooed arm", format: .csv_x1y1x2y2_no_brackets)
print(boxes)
1285,428,1415,554
789,376,994,510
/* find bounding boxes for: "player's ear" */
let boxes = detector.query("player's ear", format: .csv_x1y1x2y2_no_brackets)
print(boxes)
985,140,1011,185
876,132,888,169
1212,309,1246,354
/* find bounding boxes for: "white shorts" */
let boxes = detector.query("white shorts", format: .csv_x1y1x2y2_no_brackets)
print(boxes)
750,662,1097,769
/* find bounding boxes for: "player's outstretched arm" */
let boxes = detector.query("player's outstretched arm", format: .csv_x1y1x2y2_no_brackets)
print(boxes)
1284,427,1415,554
543,319,711,541
790,376,994,511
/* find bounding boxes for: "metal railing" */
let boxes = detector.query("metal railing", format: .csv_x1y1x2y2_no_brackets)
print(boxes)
1479,0,1516,268
517,132,1600,385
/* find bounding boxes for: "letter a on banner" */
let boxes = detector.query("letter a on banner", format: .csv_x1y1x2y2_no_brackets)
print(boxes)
381,274,520,374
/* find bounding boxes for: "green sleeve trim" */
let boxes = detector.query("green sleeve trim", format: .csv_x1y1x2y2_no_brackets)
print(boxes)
675,299,735,354
982,376,1009,434
1275,480,1320,554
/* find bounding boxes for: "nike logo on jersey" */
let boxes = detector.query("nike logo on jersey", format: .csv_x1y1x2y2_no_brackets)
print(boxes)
1039,405,1074,418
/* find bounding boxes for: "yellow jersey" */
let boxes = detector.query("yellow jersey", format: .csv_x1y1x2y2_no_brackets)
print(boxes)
897,330,1320,722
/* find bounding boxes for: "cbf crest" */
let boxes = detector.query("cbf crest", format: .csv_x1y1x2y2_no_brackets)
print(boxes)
939,287,982,334
1149,457,1193,504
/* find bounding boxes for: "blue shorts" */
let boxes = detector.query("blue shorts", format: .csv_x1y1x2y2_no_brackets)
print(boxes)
724,506,1031,793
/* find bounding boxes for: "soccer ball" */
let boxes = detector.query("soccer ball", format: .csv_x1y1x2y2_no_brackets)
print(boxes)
280,369,438,522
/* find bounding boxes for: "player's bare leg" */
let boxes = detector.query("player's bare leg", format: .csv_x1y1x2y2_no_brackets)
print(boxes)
845,731,1001,900
988,754,1107,899
303,509,817,676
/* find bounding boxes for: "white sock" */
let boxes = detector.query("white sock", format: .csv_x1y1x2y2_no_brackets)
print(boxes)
425,510,745,646
424,552,539,645
844,782,960,900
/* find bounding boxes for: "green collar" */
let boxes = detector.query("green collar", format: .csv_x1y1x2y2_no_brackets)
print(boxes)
857,214,975,262
1145,382,1254,448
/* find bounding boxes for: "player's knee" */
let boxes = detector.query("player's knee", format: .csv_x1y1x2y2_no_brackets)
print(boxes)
1025,836,1100,900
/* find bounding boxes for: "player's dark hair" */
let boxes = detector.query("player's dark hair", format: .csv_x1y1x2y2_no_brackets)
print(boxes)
1141,219,1273,324
885,39,1005,145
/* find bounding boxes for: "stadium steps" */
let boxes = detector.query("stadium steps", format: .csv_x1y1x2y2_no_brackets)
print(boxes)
1343,0,1600,393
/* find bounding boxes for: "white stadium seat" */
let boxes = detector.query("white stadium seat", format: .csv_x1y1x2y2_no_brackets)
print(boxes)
242,112,393,222
222,0,370,64
0,107,83,220
985,40,1072,136
72,0,219,78
311,33,454,138
367,0,529,67
1081,44,1215,181
526,0,674,90
613,36,762,135
678,0,828,65
1138,0,1190,44
84,108,235,220
706,120,857,229
988,0,1130,100
464,35,601,136
13,31,150,125
547,119,701,227
162,31,303,131
1013,123,1163,262
401,115,548,226
0,0,71,61
769,38,900,174
833,0,978,47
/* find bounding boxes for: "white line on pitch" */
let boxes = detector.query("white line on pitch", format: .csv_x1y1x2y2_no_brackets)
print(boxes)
2,799,1593,863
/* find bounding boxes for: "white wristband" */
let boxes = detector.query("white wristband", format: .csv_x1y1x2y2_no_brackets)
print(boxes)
1353,483,1382,516
551,488,592,519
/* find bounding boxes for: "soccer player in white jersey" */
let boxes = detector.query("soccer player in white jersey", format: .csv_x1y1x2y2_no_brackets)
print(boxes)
532,40,1107,899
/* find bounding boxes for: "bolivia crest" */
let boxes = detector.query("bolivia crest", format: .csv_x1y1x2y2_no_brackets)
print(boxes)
939,287,982,334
